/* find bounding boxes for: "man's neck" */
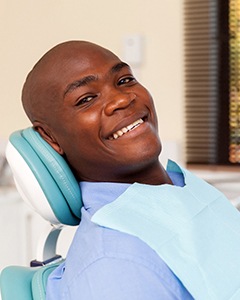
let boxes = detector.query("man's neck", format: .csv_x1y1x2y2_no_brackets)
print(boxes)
77,159,172,185
109,160,173,186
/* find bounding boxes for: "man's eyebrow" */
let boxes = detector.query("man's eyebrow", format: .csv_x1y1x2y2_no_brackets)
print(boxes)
110,62,130,74
64,75,97,97
63,62,130,98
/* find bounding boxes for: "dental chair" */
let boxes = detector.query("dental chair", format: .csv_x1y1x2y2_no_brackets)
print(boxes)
0,128,82,300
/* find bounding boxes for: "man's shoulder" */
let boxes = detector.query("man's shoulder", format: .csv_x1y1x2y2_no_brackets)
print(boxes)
65,208,165,275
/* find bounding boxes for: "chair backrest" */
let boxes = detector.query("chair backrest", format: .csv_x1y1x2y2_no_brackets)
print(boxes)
0,127,82,300
1,263,62,300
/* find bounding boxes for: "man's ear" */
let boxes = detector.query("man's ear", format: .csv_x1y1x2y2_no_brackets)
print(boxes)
33,123,64,155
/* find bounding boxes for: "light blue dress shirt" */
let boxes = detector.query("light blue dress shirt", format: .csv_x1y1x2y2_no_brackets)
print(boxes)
46,172,193,299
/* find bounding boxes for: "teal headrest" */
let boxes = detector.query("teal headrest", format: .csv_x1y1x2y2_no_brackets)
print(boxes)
6,127,82,226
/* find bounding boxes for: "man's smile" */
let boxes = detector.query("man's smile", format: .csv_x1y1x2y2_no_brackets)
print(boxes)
108,118,145,140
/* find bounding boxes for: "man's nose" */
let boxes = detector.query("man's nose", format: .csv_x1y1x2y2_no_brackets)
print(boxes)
104,91,136,116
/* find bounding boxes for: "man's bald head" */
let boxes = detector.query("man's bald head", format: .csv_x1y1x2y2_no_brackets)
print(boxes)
20,40,165,184
22,40,118,125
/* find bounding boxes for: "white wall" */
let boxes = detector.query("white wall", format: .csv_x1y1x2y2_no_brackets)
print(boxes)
0,0,184,158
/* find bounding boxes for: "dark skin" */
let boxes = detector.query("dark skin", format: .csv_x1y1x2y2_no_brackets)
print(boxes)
22,41,172,186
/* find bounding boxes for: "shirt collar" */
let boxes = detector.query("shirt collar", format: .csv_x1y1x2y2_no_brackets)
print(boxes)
80,181,131,215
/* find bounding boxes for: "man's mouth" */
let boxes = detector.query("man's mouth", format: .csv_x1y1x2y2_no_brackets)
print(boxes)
108,118,144,140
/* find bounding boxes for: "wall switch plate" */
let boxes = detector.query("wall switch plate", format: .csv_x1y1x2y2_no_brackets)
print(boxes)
123,34,143,66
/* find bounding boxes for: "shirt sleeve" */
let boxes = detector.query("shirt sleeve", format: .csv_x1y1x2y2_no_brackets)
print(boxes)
63,257,187,300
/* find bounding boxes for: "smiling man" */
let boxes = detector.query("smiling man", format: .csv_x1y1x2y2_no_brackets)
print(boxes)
22,40,193,299
21,41,240,300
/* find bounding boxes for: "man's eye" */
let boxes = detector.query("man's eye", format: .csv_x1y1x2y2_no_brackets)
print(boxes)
117,77,136,86
76,95,95,106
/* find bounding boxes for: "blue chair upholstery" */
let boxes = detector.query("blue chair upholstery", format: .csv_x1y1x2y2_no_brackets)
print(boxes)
1,266,37,300
1,263,62,300
7,128,82,225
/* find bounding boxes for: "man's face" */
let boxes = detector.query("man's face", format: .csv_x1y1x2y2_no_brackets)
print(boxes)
38,43,162,182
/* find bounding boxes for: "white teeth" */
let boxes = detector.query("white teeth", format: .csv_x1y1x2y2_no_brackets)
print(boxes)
110,118,144,140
